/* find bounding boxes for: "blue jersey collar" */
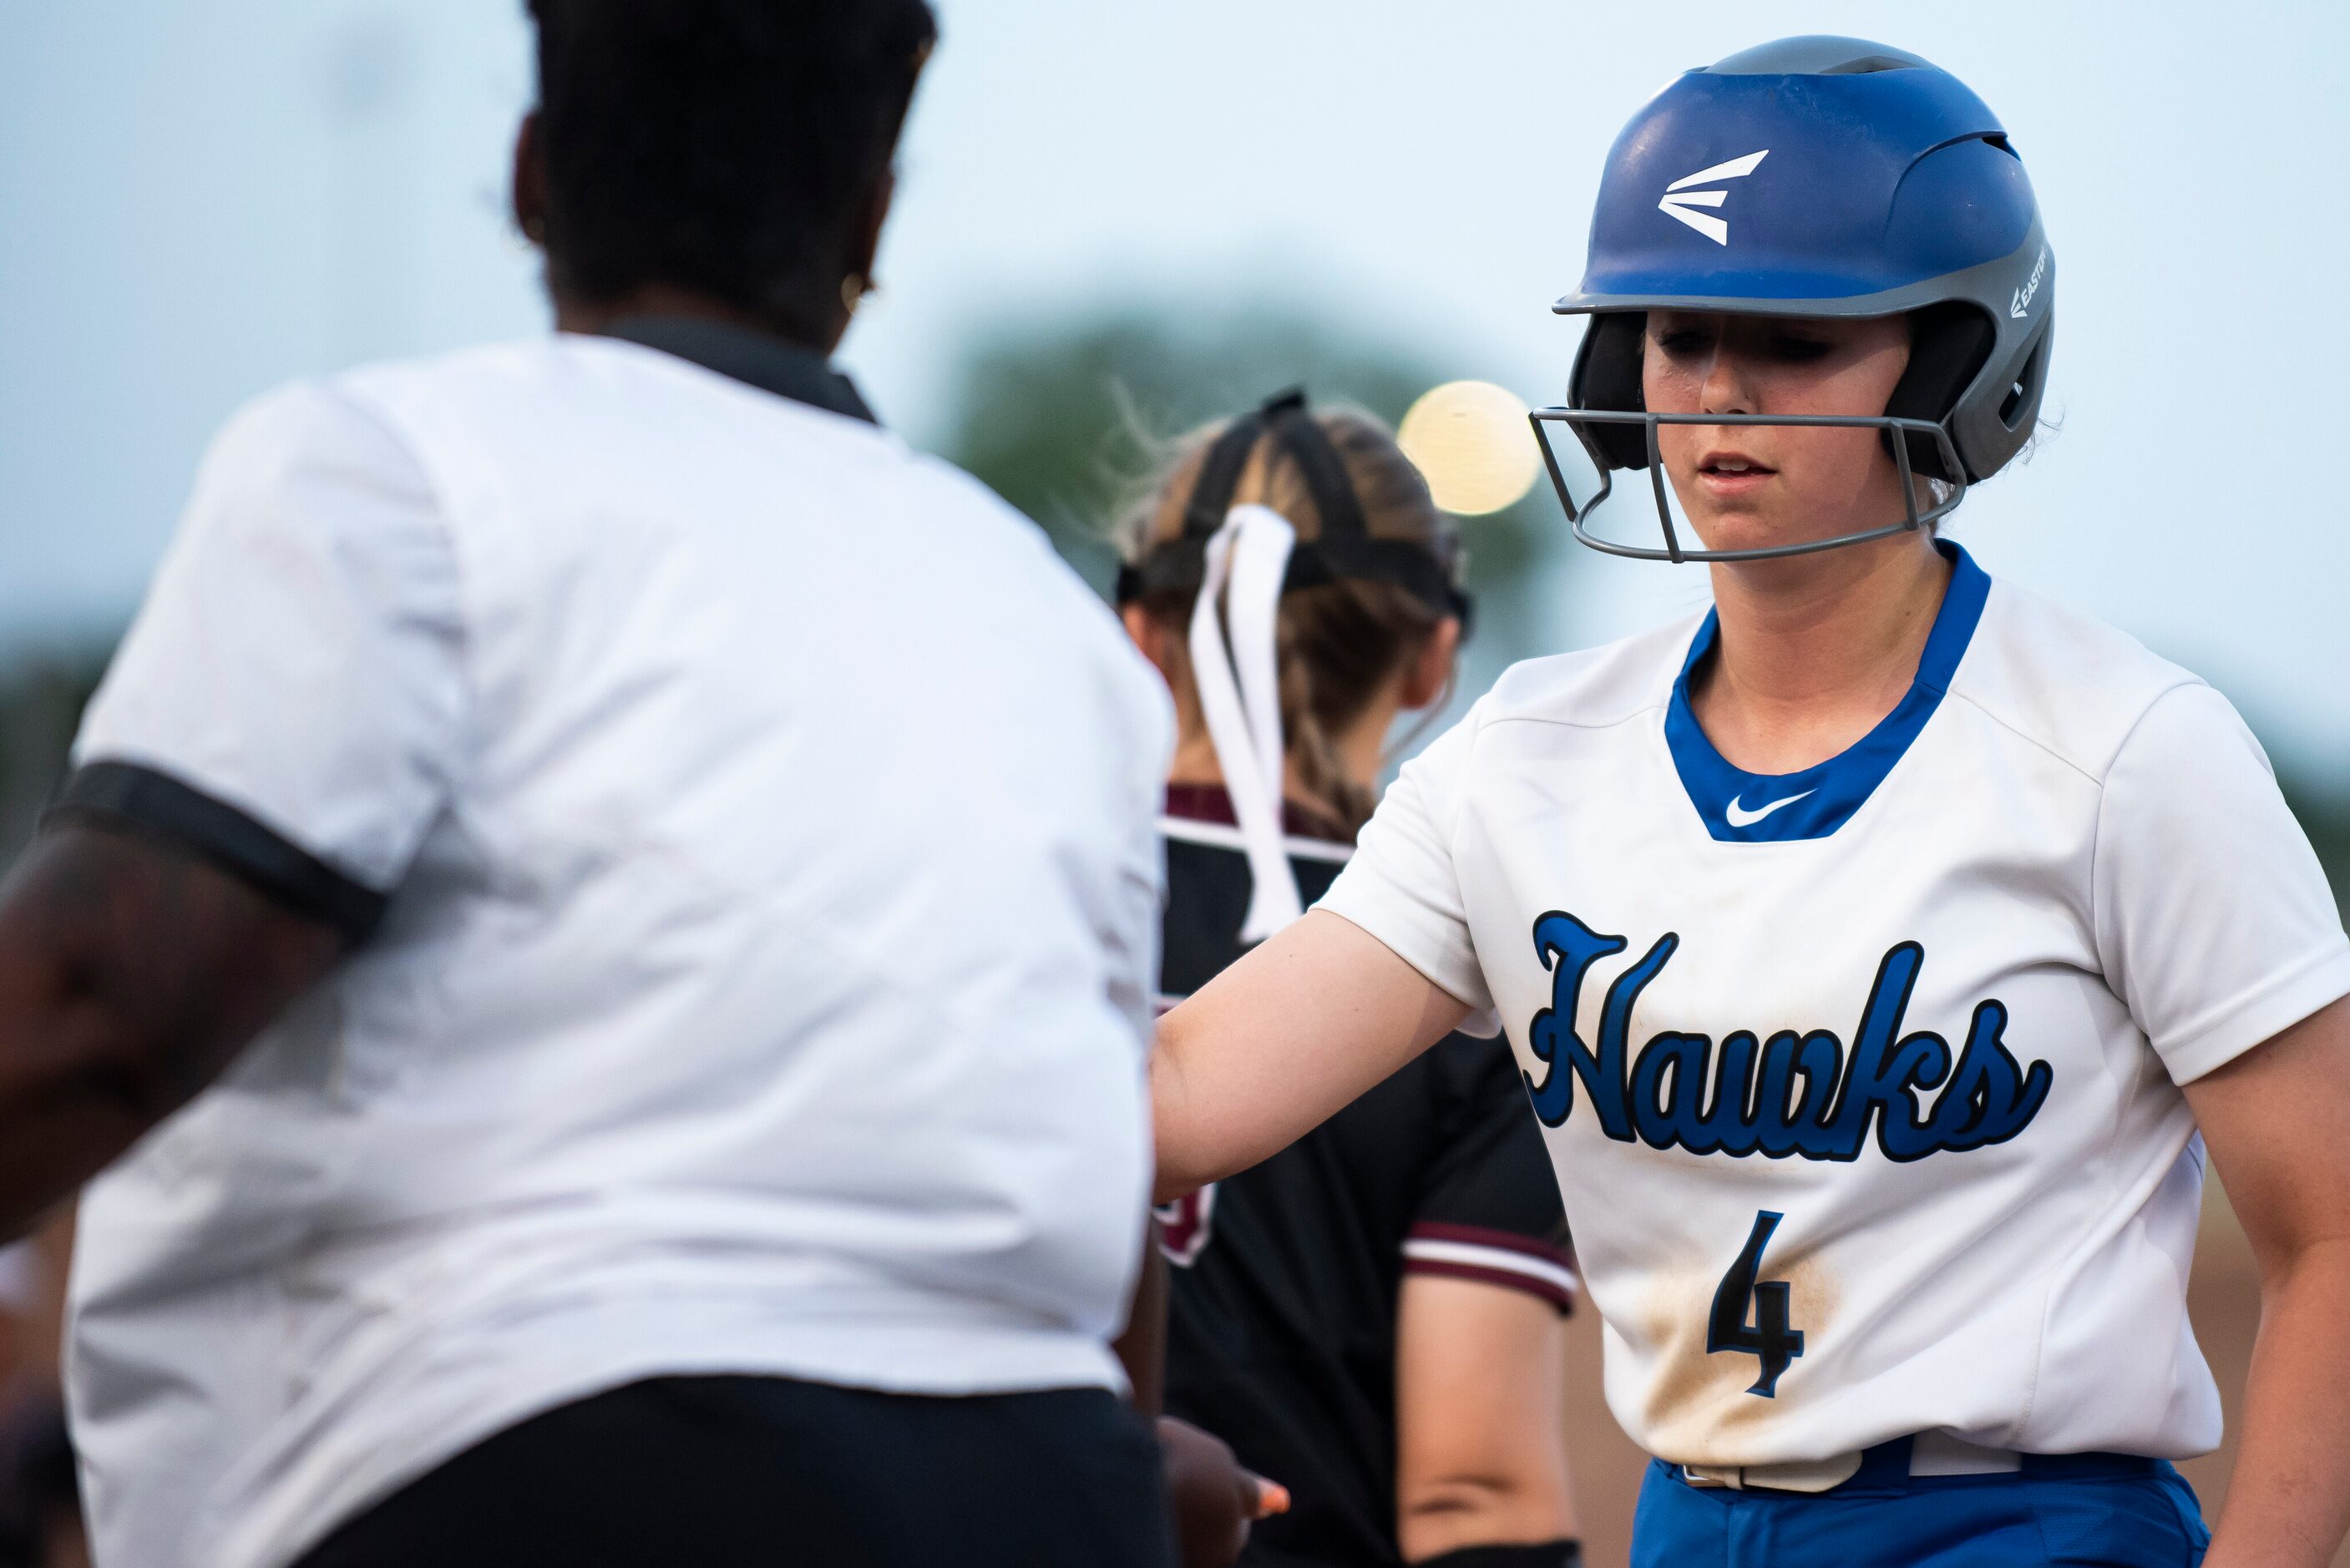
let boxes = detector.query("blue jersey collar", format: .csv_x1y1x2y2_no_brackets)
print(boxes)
1664,541,1991,843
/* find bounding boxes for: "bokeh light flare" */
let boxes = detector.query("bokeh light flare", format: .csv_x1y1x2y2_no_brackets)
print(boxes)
1397,379,1539,517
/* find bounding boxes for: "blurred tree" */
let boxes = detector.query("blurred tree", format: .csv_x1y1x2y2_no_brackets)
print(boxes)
931,301,1564,691
2281,774,2350,924
0,654,104,867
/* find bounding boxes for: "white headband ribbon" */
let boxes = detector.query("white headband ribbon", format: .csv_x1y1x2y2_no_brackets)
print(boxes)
1189,503,1306,943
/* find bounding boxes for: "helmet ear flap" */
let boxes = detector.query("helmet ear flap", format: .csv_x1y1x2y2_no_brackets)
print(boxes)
1882,302,1994,483
1952,311,2053,483
1568,312,1651,470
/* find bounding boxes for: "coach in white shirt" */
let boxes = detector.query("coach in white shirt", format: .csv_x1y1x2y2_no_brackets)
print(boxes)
0,5,1192,1566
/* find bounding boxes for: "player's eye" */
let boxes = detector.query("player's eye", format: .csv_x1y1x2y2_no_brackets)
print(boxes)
1654,329,1714,359
1766,335,1834,364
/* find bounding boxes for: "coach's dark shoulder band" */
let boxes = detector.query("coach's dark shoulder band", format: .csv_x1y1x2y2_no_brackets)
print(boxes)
44,761,388,942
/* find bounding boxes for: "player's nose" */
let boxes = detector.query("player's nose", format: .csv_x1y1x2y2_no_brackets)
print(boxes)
1697,347,1760,421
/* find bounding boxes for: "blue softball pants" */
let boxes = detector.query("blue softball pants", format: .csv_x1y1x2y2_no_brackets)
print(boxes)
1632,1439,2211,1567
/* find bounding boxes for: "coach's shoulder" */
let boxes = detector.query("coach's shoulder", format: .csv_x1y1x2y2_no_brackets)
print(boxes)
1952,572,2211,781
866,442,1098,588
1476,615,1704,734
185,372,429,525
869,444,1150,660
322,337,556,406
325,335,777,437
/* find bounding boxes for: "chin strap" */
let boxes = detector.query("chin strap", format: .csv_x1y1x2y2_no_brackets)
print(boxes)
1188,503,1307,943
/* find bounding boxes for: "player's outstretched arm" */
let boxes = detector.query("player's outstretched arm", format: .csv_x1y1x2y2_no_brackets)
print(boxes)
2185,994,2350,1568
0,823,344,1237
1152,909,1468,1202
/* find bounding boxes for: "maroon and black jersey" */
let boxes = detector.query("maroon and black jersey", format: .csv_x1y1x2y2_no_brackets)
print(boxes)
1154,786,1577,1568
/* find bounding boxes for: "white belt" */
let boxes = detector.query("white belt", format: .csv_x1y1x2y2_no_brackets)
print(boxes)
1679,1433,2023,1495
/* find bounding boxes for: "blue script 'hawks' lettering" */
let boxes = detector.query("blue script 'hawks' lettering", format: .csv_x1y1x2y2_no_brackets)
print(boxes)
1522,911,2053,1163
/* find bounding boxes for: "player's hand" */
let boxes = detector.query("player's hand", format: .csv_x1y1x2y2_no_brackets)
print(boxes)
1155,1415,1289,1568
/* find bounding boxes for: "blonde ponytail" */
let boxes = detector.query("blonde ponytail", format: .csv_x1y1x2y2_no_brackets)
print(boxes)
1121,406,1458,837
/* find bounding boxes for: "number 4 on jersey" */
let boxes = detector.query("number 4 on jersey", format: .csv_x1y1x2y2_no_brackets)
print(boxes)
1708,1210,1804,1397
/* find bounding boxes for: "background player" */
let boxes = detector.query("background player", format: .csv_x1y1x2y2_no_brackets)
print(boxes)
0,3,1198,1565
1117,392,1583,1568
1149,36,2350,1568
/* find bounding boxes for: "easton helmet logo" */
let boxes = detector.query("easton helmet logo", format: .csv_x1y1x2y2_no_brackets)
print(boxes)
2008,245,2049,319
1658,149,1770,245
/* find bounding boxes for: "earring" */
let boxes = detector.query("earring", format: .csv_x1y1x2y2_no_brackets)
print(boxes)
841,272,874,316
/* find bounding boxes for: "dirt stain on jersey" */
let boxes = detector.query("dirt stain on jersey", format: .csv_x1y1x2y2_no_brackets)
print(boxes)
1633,1247,1841,1466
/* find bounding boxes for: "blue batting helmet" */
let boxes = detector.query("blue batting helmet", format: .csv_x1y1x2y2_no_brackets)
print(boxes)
1532,36,2054,562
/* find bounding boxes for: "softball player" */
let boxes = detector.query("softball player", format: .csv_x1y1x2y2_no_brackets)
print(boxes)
1151,36,2350,1568
1117,393,1582,1568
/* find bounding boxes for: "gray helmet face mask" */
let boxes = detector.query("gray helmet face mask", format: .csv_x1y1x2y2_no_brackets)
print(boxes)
1531,35,2055,564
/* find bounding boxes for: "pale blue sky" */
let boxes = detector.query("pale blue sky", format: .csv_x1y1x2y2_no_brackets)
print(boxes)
3,2,2344,768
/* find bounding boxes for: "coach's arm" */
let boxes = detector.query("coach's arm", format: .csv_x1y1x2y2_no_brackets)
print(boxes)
0,821,344,1237
2185,994,2350,1568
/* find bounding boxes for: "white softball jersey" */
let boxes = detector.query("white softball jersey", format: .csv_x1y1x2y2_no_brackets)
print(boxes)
60,326,1173,1568
1320,543,2349,1469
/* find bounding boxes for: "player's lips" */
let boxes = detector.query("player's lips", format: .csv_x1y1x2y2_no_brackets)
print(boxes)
1695,448,1776,497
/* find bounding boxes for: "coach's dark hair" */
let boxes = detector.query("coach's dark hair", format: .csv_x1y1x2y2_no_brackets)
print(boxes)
524,0,936,343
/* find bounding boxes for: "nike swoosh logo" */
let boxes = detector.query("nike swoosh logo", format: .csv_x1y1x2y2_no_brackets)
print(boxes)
1725,788,1816,828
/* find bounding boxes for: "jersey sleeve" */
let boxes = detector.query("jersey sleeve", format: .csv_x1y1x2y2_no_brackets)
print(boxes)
1316,704,1492,1014
2093,682,2350,1083
60,381,464,939
1402,1034,1578,1313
